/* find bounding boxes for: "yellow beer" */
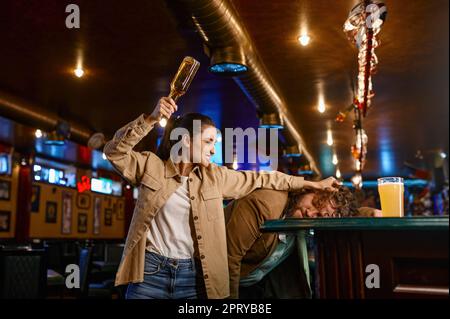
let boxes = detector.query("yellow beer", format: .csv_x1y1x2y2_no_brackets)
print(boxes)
378,177,404,217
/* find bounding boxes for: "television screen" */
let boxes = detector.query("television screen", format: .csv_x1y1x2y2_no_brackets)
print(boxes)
91,177,113,195
33,164,68,186
0,154,10,175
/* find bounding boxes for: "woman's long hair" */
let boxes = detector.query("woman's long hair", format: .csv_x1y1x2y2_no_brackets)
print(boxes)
156,113,216,161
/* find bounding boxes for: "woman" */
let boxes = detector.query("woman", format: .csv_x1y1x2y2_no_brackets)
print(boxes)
104,97,337,299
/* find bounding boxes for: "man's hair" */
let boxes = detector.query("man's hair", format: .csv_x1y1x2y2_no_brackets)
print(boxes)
284,186,359,218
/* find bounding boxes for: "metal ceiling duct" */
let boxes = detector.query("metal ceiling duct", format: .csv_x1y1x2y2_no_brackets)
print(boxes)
0,90,94,145
172,0,320,176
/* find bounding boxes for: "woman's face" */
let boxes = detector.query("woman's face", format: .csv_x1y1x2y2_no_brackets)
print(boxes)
189,125,217,167
290,193,337,218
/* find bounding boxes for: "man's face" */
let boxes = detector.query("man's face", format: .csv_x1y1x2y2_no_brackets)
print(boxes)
290,193,337,218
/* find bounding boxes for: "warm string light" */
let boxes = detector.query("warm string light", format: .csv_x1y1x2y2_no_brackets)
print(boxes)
336,168,342,179
351,172,363,189
332,153,338,165
326,130,334,146
339,1,386,177
318,94,326,113
74,67,84,78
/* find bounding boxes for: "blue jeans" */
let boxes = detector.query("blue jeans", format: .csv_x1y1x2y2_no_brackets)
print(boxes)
125,252,207,299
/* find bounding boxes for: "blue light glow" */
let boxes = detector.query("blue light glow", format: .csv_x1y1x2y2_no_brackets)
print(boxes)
343,179,428,188
380,149,394,175
284,153,302,158
209,63,248,75
259,124,284,129
211,139,223,166
259,165,273,172
319,145,335,176
196,91,223,165
298,170,314,175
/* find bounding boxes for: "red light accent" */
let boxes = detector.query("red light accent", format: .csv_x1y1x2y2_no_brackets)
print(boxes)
77,175,91,193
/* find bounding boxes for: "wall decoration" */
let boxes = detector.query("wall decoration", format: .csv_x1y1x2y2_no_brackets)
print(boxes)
61,192,73,234
116,200,125,220
31,185,41,212
104,208,113,226
77,213,88,233
337,0,387,177
93,197,101,235
77,175,91,193
0,211,11,232
45,201,57,224
76,193,91,210
0,180,11,201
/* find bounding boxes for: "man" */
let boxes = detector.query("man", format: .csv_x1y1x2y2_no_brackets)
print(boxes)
225,187,380,299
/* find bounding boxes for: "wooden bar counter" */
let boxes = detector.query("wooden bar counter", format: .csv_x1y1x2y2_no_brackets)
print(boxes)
261,217,449,299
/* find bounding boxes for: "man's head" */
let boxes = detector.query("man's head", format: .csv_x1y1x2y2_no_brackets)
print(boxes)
284,186,359,218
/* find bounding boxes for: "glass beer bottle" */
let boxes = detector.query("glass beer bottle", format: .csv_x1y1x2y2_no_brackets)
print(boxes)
159,56,200,127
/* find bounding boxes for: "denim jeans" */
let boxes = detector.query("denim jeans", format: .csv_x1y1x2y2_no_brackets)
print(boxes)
125,252,207,299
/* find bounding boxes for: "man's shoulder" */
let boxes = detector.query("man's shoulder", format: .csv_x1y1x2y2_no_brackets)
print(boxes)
247,189,288,201
241,189,288,218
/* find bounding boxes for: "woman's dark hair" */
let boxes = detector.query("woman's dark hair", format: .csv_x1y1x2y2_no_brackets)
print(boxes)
283,186,359,218
156,113,216,161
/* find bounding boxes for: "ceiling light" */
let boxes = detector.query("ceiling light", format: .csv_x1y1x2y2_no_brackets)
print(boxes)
35,129,43,138
336,168,341,179
298,34,311,46
74,67,84,78
208,47,248,76
332,153,338,165
259,113,284,129
327,130,334,146
318,95,326,113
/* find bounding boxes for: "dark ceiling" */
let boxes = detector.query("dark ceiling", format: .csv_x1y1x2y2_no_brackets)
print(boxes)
232,0,449,177
0,0,448,179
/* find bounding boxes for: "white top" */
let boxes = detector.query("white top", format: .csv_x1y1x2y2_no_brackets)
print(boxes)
146,176,194,259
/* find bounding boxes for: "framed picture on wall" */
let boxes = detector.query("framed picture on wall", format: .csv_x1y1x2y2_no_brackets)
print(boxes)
116,200,125,220
0,211,11,232
61,192,73,234
77,213,88,233
93,197,101,235
31,185,41,212
0,180,11,201
104,208,112,226
45,201,57,223
76,193,91,210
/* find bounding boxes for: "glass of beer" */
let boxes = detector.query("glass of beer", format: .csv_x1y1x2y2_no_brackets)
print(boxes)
377,177,404,217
